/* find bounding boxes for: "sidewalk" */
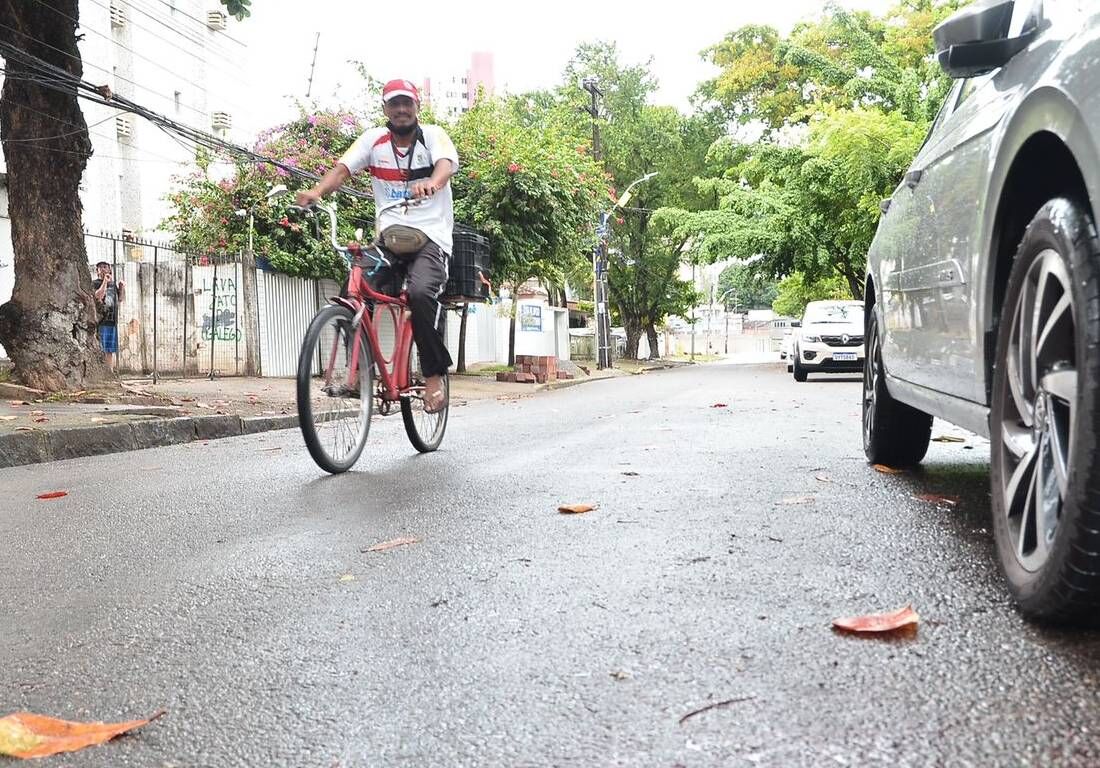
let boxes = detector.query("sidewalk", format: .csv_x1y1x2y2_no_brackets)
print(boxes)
0,361,634,469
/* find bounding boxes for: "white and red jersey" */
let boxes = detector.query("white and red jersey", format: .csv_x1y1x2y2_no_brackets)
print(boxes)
338,124,459,253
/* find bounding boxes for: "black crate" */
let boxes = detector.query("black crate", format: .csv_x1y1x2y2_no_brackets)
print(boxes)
445,226,491,302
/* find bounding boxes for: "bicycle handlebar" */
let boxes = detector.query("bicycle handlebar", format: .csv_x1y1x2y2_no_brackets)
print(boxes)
288,196,427,255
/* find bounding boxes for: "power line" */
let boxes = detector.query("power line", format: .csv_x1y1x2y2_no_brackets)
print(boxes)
126,0,247,51
140,0,246,47
0,40,373,200
0,20,213,120
83,0,250,81
28,0,246,114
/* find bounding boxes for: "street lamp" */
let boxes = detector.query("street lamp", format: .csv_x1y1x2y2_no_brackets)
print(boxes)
235,184,288,256
593,171,658,369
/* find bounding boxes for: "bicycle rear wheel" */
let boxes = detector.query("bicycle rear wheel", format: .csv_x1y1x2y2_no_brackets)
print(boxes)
297,304,373,473
400,342,449,453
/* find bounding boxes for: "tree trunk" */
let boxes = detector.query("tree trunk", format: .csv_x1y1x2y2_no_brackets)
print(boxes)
0,1,105,390
507,292,517,367
623,318,642,360
646,324,660,360
456,303,469,373
240,249,261,376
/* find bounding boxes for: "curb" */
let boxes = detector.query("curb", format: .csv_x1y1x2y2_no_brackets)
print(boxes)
0,413,300,469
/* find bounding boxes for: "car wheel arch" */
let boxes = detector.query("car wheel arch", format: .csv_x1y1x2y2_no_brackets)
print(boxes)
981,91,1100,403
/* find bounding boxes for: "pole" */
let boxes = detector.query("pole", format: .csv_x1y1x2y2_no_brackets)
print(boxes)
707,284,714,356
725,308,729,355
305,32,320,98
153,245,159,384
234,254,240,376
690,262,696,362
183,255,189,376
209,258,218,380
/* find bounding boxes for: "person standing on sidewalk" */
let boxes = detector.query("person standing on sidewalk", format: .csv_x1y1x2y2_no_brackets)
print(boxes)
92,261,124,373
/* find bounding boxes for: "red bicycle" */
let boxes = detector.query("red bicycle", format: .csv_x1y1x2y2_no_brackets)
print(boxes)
294,199,449,473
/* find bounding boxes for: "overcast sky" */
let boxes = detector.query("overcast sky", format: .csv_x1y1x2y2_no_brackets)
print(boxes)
234,0,894,130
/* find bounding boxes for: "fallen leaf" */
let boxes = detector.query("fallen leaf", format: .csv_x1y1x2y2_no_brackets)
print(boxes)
339,574,356,583
814,475,833,483
0,710,165,759
610,670,630,681
29,410,45,417
362,536,420,553
0,416,17,422
832,604,920,635
873,464,905,475
35,491,67,500
711,403,728,408
8,400,28,406
180,397,196,403
780,496,815,505
914,493,959,507
932,435,965,443
559,503,597,514
193,402,212,409
621,471,640,477
15,427,34,432
33,418,48,423
90,417,108,423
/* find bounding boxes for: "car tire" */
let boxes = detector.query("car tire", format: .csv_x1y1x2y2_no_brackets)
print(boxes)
990,198,1100,623
862,309,932,467
793,354,808,382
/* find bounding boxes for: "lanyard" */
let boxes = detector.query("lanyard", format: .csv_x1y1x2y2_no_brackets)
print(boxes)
390,134,417,198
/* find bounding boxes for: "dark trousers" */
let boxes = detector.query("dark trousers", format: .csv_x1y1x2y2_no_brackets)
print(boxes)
350,241,453,378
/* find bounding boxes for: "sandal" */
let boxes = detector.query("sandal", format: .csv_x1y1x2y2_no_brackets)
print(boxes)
423,386,446,414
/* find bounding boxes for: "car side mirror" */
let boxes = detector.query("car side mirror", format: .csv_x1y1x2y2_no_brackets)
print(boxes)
934,0,1041,78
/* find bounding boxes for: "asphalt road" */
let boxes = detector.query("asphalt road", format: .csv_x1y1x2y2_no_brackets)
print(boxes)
3,362,1100,767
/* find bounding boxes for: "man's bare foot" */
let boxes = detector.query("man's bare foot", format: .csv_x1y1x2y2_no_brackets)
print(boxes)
424,374,446,413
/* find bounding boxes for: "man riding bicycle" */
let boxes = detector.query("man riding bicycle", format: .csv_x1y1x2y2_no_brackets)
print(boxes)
296,78,458,413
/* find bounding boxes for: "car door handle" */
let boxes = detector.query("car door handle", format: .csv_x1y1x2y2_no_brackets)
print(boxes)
904,169,923,189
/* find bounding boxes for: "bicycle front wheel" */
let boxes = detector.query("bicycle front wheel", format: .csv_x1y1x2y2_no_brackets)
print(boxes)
297,303,373,473
400,343,449,453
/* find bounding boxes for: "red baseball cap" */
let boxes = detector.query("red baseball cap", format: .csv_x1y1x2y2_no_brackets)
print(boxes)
382,79,420,104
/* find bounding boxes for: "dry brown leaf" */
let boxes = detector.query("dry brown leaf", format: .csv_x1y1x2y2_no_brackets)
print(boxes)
33,418,48,424
932,435,965,443
29,410,45,417
8,400,28,407
833,604,919,634
711,403,728,408
0,710,164,759
36,491,68,500
873,464,905,475
558,503,597,514
362,536,421,553
914,493,959,507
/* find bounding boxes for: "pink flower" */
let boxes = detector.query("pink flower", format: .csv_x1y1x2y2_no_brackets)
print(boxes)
508,163,520,174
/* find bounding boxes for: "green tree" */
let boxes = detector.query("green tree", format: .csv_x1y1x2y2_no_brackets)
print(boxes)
771,272,850,318
717,263,777,310
450,96,606,364
562,42,721,358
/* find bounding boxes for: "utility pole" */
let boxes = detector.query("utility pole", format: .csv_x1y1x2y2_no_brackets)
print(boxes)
582,77,612,369
306,32,320,99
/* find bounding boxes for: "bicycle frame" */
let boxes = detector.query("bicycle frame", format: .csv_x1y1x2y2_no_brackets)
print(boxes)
334,248,416,402
294,198,428,404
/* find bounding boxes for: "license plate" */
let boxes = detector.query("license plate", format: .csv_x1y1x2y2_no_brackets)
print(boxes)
833,352,858,361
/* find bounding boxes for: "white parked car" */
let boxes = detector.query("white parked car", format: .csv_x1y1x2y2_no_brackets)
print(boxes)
792,301,865,382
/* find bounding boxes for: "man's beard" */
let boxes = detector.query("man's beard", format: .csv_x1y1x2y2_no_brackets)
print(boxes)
387,118,418,138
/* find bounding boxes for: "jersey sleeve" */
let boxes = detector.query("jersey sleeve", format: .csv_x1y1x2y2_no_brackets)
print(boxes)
425,125,459,175
338,127,386,175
